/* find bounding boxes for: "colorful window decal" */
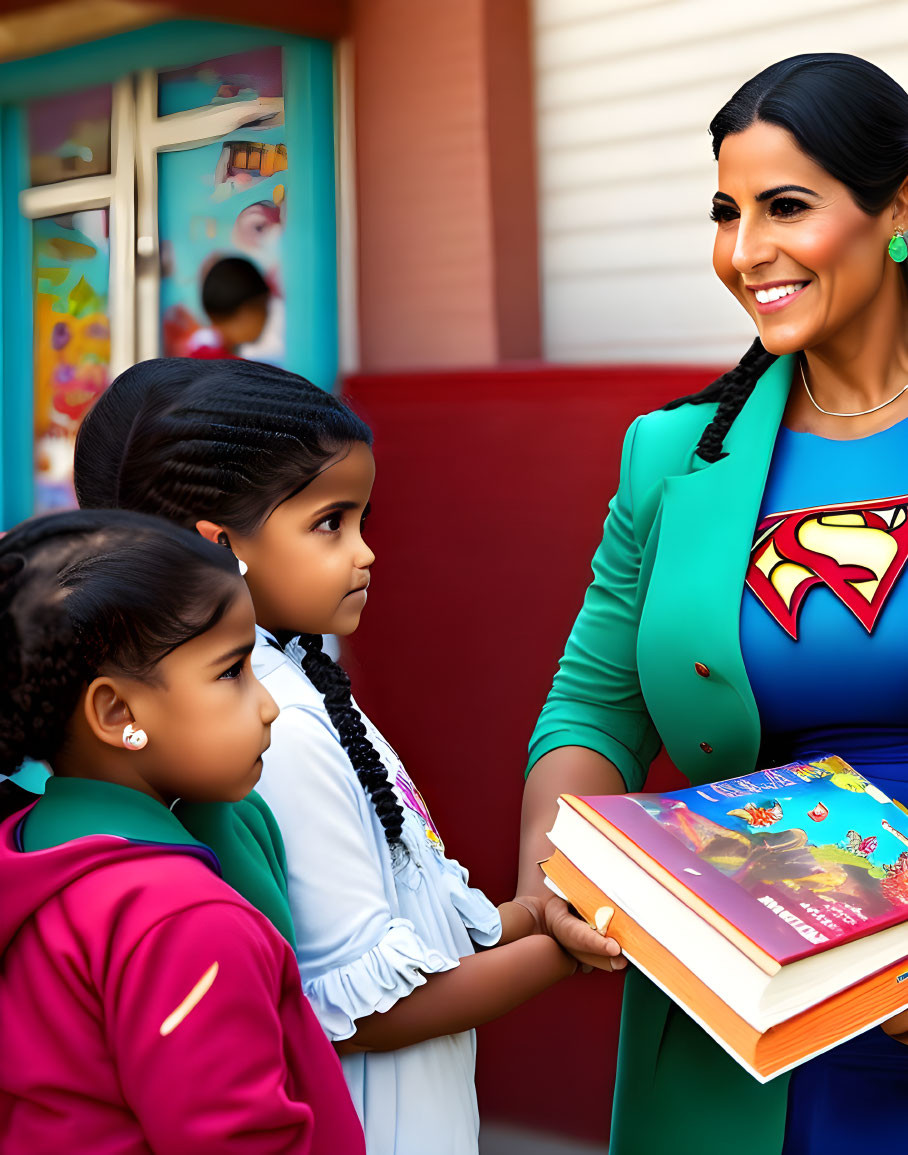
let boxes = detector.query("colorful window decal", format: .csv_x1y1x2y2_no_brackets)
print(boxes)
33,210,111,512
27,85,111,187
159,126,288,365
157,46,282,117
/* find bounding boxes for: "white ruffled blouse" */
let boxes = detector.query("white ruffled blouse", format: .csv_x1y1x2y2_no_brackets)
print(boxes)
251,629,502,1155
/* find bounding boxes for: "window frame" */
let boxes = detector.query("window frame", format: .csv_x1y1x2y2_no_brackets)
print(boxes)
0,20,338,525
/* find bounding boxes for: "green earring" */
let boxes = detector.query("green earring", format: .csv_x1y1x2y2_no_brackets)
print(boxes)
889,229,908,263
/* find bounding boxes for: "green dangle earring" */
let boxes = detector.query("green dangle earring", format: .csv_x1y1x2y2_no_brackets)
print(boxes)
889,228,908,263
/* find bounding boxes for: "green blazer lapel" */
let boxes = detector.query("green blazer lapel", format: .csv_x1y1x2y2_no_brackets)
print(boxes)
637,355,793,784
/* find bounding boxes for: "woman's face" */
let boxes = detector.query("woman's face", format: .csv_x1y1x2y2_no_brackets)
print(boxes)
712,121,899,355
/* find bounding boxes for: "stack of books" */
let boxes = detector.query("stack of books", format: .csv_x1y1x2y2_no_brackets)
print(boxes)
543,755,908,1082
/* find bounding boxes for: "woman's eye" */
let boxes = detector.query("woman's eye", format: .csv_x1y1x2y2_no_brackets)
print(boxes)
218,658,245,681
770,197,808,218
709,203,738,224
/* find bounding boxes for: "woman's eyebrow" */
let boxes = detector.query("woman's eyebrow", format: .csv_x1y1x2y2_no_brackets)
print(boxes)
755,184,818,202
713,192,736,204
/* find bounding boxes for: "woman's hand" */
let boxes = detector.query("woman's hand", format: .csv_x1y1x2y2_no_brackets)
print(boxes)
881,1007,908,1043
545,894,626,972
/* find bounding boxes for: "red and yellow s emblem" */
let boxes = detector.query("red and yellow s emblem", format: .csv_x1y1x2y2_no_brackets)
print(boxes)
746,496,908,639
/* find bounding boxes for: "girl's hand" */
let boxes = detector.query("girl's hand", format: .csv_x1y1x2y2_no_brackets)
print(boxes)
881,1007,908,1042
544,895,627,973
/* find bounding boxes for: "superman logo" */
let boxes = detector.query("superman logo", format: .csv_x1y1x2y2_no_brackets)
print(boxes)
745,496,908,639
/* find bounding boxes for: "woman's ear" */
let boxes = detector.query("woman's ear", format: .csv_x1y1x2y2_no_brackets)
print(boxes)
83,677,138,750
195,520,226,546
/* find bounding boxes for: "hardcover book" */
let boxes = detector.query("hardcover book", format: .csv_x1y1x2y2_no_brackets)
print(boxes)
543,755,908,1081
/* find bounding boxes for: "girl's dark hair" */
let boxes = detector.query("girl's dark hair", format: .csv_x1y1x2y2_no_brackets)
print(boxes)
0,508,241,777
669,53,908,460
202,257,270,320
74,358,405,849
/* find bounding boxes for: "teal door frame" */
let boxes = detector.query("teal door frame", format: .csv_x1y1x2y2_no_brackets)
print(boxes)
0,20,338,527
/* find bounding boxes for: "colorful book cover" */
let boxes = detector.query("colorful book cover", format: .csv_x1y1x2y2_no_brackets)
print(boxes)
580,755,908,965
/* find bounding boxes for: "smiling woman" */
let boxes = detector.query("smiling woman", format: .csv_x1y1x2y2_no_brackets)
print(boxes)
520,53,908,1155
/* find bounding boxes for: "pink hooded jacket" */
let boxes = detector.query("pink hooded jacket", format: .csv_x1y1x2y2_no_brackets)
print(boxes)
0,805,365,1154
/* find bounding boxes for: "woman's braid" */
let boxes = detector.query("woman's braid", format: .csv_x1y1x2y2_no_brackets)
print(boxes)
664,338,777,462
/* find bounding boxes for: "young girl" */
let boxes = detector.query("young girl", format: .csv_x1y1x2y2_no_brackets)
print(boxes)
74,359,606,1154
0,509,365,1154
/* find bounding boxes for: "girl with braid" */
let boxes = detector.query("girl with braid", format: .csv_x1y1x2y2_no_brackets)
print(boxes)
520,53,908,1155
0,510,364,1154
73,358,582,1155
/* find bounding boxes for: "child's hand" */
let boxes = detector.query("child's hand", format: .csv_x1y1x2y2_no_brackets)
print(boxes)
544,895,627,973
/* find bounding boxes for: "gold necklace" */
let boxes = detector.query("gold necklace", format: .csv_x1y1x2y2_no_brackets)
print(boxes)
799,358,908,417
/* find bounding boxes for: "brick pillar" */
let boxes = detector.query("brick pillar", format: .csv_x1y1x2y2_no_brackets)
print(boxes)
352,0,539,370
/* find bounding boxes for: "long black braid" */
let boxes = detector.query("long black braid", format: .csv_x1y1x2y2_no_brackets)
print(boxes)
74,358,406,851
296,634,404,846
663,338,777,463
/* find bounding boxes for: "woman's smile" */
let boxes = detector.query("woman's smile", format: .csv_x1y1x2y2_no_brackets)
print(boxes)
747,280,810,312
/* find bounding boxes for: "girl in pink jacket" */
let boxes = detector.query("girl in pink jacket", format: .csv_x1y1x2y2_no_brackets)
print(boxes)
0,509,365,1155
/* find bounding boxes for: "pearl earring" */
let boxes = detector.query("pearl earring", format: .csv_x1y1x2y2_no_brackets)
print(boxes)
122,723,148,750
236,558,249,576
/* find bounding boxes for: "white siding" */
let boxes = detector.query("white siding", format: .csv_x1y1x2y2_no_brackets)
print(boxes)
534,0,908,364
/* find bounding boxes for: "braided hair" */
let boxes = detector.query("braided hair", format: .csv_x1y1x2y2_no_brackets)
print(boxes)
667,54,908,457
664,338,777,463
74,359,405,849
0,509,241,779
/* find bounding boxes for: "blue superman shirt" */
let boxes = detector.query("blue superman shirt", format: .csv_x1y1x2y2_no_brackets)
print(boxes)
740,419,908,1154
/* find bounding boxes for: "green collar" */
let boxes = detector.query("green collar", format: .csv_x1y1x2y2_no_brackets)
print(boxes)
21,777,296,947
21,776,214,857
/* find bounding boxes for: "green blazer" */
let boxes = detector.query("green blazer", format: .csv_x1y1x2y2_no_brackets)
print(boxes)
529,354,799,1155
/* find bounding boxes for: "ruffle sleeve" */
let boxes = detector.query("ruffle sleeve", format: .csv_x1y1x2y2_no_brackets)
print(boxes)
438,858,502,948
302,917,459,1040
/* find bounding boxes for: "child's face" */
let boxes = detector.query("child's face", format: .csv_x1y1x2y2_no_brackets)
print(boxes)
229,441,376,637
125,585,278,806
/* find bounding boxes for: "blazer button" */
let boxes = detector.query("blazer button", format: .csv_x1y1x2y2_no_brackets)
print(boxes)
694,662,710,678
699,741,713,754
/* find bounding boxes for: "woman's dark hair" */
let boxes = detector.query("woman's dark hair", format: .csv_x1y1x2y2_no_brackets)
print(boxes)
74,358,405,849
0,508,241,777
202,257,270,320
669,53,908,460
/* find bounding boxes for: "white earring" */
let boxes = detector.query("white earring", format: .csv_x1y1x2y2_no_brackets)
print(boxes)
122,723,148,750
236,557,249,577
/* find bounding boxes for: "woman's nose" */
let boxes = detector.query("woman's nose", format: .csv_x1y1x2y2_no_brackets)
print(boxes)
732,214,774,273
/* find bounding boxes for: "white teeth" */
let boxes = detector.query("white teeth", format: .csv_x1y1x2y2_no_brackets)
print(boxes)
754,282,806,304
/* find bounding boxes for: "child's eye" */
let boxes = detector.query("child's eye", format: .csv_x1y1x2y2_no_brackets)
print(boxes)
315,511,343,533
218,658,245,681
361,502,372,527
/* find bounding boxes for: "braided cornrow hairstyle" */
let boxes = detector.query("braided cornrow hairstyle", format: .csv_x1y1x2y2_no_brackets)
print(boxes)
0,509,240,781
665,54,908,454
74,359,406,851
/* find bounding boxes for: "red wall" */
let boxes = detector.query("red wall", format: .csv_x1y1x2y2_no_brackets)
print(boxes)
343,363,722,1142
